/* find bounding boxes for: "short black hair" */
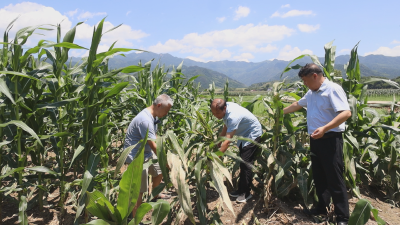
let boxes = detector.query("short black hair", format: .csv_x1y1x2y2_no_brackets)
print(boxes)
211,99,226,111
298,63,324,78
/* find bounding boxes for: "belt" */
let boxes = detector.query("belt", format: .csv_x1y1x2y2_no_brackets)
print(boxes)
311,132,342,140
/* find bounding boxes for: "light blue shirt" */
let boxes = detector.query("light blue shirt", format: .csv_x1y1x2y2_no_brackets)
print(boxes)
298,79,350,134
223,102,262,148
124,108,157,163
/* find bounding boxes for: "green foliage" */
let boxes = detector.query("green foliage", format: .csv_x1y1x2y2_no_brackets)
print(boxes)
83,131,165,225
349,199,385,225
1,16,399,225
265,40,399,225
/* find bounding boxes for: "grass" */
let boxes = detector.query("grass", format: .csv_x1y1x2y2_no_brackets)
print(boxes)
367,95,400,101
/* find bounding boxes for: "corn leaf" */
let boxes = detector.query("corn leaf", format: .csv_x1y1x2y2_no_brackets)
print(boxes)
348,199,373,225
207,160,235,216
0,71,40,81
0,120,42,146
132,203,152,225
18,195,28,225
116,130,147,220
86,190,114,222
149,200,170,225
114,141,141,178
82,219,110,225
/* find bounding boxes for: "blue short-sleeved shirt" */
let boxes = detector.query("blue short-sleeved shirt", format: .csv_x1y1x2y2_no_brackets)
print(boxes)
223,102,262,148
298,79,350,134
124,108,157,163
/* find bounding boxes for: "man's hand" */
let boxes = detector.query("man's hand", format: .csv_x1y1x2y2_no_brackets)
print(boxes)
311,126,326,139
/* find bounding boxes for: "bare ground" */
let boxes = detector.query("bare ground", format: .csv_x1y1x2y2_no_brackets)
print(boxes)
2,150,399,224
2,182,399,225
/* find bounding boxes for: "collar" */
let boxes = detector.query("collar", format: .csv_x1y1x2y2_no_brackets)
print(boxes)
315,78,329,93
223,102,230,120
144,108,157,122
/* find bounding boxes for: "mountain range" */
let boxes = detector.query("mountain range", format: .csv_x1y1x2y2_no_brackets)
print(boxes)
79,52,400,88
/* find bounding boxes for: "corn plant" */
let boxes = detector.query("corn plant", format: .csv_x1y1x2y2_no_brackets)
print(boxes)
0,17,147,224
83,131,170,225
267,40,398,224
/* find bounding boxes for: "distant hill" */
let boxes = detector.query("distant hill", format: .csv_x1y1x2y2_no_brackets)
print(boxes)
181,66,246,89
72,53,246,88
71,52,400,86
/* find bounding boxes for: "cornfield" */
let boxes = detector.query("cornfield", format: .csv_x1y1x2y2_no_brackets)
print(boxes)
0,19,399,225
367,89,400,97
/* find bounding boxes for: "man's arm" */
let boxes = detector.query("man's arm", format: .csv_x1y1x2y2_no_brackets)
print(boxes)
311,110,352,139
219,125,227,137
219,130,236,153
283,101,303,114
217,125,228,148
147,140,157,155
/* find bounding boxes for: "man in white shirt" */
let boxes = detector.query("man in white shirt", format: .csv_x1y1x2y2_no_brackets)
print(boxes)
211,99,262,203
283,63,351,225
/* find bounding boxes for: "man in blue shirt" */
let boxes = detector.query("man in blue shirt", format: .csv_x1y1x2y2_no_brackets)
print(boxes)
283,63,351,225
123,94,173,218
211,99,262,203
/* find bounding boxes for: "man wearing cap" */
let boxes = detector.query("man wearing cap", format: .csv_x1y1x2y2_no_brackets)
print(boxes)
283,63,351,225
123,94,173,218
210,99,262,203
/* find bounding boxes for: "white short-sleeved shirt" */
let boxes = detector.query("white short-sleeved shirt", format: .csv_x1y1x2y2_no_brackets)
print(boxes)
223,102,262,148
124,109,158,163
298,79,350,134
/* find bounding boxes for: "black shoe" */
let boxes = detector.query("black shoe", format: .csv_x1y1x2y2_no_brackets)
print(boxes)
303,208,327,216
337,222,348,225
229,190,243,198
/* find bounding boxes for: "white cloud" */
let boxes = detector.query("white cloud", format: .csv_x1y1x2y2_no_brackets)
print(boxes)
148,23,293,61
281,4,290,8
276,45,313,60
76,21,149,47
365,46,400,57
148,23,294,53
66,9,78,17
200,49,232,61
77,11,107,20
297,24,320,33
234,6,250,20
338,49,350,54
217,17,226,23
126,11,131,16
0,2,148,58
391,40,400,44
69,49,85,57
271,10,314,18
186,56,207,62
233,53,254,62
242,44,278,53
0,2,72,43
81,44,110,57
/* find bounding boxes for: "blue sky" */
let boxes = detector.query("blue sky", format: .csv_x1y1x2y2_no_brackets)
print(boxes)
1,0,400,62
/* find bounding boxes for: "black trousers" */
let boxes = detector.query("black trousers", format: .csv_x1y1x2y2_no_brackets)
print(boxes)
310,133,349,222
238,137,260,195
